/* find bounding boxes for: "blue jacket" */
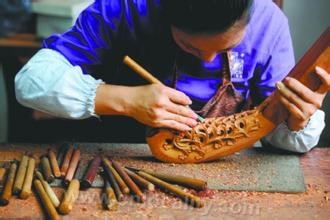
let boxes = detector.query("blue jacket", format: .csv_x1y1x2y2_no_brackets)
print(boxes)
44,0,295,109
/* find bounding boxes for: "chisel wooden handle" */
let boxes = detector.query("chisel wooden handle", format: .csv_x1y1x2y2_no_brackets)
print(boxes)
35,170,60,208
104,178,118,211
137,171,203,208
20,157,35,199
143,170,206,191
13,155,28,194
34,179,60,220
58,179,80,214
0,163,17,206
48,150,61,178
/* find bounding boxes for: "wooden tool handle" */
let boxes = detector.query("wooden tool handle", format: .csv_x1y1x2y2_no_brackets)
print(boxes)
58,179,80,215
104,179,118,211
0,168,6,186
137,171,203,208
41,156,54,183
64,148,81,184
144,170,207,191
125,168,155,192
20,157,35,199
33,179,60,220
112,160,145,203
123,55,163,85
48,150,61,178
35,170,60,208
102,158,124,202
102,157,130,194
13,155,29,195
60,144,74,177
81,155,101,189
0,163,17,206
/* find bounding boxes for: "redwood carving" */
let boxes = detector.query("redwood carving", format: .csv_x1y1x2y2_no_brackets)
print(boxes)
147,109,275,163
147,27,330,163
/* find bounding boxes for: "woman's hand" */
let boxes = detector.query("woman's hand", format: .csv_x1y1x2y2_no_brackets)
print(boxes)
276,66,330,131
125,84,198,131
95,83,198,131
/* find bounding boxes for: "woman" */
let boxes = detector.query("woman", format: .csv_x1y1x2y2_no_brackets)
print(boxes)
15,0,329,152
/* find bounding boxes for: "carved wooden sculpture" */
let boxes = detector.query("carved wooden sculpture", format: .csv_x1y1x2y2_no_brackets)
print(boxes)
146,109,274,162
125,27,330,163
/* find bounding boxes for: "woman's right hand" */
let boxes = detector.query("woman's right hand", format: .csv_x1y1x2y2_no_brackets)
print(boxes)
125,84,198,131
95,84,198,131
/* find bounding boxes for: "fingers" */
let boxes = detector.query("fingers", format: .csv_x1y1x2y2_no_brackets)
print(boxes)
282,77,322,108
157,117,195,131
276,81,317,121
315,66,330,94
276,80,312,113
141,85,199,131
158,120,193,132
159,85,199,119
166,87,192,106
166,101,198,119
150,108,198,131
164,111,198,127
276,88,305,121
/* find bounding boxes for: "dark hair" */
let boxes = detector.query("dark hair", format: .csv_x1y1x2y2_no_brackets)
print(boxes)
161,0,253,34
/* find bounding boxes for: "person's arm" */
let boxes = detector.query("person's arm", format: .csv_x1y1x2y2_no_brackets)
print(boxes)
15,48,104,119
15,0,198,131
262,109,325,153
15,48,198,131
249,7,327,152
94,82,198,131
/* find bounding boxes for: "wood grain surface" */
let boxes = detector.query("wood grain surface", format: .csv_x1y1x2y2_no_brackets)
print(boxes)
0,144,329,219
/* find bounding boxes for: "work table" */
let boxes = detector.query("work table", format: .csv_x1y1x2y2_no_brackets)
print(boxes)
0,143,329,219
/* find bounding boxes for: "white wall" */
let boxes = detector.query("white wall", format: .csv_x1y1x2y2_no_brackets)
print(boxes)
283,0,330,60
283,0,330,145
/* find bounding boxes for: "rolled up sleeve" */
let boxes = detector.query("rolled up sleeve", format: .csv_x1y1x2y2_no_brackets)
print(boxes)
262,109,325,153
15,48,104,119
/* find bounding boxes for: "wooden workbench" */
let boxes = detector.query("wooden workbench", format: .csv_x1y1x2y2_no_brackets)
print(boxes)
0,144,329,219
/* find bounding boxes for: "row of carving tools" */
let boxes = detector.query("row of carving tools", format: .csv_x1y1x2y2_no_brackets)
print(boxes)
0,144,207,219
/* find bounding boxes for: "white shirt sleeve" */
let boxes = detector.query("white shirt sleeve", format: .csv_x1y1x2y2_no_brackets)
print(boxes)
262,109,325,153
15,48,104,119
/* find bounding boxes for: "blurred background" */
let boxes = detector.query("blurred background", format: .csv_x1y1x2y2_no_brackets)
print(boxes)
0,0,329,144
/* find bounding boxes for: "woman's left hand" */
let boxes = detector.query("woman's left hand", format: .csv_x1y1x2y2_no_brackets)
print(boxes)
276,66,330,131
